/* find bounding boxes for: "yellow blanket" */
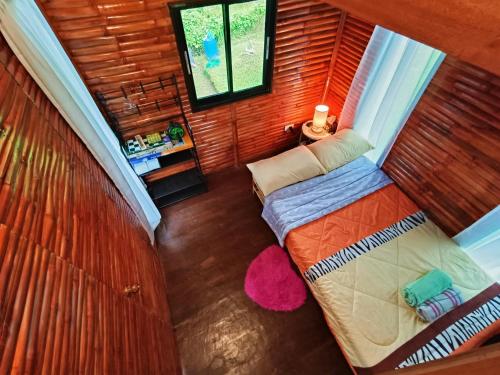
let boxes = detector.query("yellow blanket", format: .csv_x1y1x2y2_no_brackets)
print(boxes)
307,216,497,371
285,185,499,372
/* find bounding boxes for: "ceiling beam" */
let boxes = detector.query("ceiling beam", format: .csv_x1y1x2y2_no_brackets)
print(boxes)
323,0,500,76
321,10,347,103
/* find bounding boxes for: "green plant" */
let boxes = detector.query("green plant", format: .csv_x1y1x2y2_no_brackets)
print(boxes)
192,21,265,95
181,2,266,54
181,6,224,53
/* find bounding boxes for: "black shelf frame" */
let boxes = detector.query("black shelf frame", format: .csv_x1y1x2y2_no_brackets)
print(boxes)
95,74,207,208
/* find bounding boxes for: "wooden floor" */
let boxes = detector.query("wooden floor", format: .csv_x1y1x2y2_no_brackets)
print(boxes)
156,168,351,374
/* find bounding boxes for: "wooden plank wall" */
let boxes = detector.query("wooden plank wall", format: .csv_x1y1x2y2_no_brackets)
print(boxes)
37,0,374,173
228,0,340,164
321,0,500,78
0,36,179,373
383,57,500,236
325,14,374,116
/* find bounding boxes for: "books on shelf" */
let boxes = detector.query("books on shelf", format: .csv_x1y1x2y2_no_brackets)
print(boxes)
129,152,161,175
124,129,189,176
131,159,160,176
125,133,185,160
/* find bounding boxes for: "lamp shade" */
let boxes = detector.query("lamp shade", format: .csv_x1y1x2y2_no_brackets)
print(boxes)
312,105,329,133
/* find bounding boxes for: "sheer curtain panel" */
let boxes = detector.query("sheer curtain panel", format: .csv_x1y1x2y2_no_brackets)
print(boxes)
0,0,161,241
338,26,445,166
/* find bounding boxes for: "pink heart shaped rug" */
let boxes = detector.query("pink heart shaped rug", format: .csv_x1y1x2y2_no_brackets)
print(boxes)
244,245,307,311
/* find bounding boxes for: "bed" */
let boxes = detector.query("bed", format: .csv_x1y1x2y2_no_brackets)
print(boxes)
261,156,500,373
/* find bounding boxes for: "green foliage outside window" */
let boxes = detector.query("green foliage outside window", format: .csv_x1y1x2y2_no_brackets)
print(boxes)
181,2,265,53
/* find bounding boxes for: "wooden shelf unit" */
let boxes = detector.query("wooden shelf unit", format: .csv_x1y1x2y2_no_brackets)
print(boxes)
96,75,206,208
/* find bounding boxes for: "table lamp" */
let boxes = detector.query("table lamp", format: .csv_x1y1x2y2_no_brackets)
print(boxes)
312,105,329,133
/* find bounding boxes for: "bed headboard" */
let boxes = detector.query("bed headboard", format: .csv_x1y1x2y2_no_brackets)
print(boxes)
382,56,500,236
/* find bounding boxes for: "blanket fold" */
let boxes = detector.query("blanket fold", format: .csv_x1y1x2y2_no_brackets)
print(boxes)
403,269,453,307
416,287,464,322
262,157,392,246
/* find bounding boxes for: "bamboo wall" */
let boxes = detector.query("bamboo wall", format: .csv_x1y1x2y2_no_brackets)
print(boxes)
321,0,500,78
0,36,179,373
37,0,374,172
325,14,374,116
383,57,500,236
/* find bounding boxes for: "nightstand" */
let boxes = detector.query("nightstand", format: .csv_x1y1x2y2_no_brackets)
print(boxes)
299,116,336,144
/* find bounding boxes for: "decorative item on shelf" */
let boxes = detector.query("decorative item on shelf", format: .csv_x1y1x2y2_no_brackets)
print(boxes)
168,121,185,141
312,104,329,133
163,135,174,149
146,132,162,145
134,134,147,150
299,114,337,144
127,131,165,154
326,115,337,133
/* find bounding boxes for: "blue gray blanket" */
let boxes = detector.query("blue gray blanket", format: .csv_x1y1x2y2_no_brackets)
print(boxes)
262,157,392,246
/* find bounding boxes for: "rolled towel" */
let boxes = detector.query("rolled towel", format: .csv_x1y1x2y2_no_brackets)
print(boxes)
402,269,453,307
416,287,464,322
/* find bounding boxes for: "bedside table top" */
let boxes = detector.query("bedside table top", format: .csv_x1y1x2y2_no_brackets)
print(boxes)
302,118,335,141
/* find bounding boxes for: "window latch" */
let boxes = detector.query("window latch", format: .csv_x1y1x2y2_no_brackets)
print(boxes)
265,36,270,60
184,51,192,75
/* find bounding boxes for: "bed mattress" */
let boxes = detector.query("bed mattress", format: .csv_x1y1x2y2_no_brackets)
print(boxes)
262,158,500,373
286,184,499,372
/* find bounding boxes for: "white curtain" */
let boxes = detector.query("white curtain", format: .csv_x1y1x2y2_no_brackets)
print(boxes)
0,0,161,242
338,26,445,166
454,207,500,282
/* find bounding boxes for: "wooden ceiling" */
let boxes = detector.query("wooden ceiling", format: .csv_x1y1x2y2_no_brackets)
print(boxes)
323,0,500,77
37,0,373,173
324,14,373,116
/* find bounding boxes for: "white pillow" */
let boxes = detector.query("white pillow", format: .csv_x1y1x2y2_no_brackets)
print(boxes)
247,146,326,196
307,129,373,172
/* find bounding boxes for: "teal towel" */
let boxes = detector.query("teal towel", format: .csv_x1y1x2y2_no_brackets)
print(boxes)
402,269,453,307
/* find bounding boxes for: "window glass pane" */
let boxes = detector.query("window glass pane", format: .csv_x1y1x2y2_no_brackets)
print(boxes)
181,5,229,99
229,0,267,91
